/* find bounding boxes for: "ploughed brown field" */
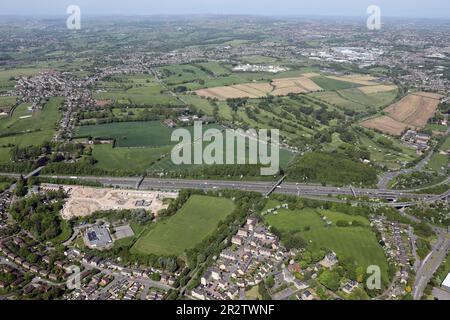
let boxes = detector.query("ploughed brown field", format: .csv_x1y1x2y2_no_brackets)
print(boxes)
194,76,322,100
360,92,443,136
360,116,408,136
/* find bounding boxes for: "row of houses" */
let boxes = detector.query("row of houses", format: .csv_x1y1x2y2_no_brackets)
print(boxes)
191,218,291,300
0,239,66,282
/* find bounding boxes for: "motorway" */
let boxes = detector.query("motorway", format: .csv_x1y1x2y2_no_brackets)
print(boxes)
413,229,450,300
1,171,449,208
26,174,444,202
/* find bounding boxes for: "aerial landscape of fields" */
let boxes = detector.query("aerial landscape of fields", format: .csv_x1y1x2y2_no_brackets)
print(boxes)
0,0,449,306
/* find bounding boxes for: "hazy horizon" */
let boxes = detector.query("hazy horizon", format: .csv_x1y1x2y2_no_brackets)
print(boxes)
1,0,450,19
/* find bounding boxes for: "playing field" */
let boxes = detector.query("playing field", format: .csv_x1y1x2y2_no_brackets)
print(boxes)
264,204,389,282
132,195,235,256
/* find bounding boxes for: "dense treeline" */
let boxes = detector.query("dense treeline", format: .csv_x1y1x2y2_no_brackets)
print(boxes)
42,157,123,176
392,171,440,190
34,177,103,188
78,106,185,126
73,208,153,226
286,151,378,186
10,190,67,242
0,161,36,174
408,202,450,226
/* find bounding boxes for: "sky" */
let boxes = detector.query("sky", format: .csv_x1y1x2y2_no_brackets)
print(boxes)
1,0,450,19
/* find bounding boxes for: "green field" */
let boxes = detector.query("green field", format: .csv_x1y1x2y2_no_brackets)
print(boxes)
427,154,449,173
310,76,361,91
92,144,173,172
0,68,43,91
76,121,221,148
310,88,397,112
0,96,19,110
265,204,389,282
132,195,235,256
195,62,231,76
0,97,63,147
426,124,448,132
78,121,295,174
441,135,450,150
320,210,370,226
265,208,326,230
337,88,398,109
425,135,450,173
93,74,182,106
0,147,11,164
159,64,211,85
183,95,215,116
303,227,389,280
76,121,176,148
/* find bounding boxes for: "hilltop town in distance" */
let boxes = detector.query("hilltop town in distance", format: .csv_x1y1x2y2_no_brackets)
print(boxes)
0,13,449,303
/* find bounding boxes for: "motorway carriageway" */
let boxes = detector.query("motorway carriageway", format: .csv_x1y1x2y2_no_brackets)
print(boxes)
36,175,439,200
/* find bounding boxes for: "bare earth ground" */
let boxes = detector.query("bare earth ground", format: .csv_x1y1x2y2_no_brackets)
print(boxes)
360,115,409,136
360,92,443,135
194,76,322,100
45,185,178,220
385,92,442,128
